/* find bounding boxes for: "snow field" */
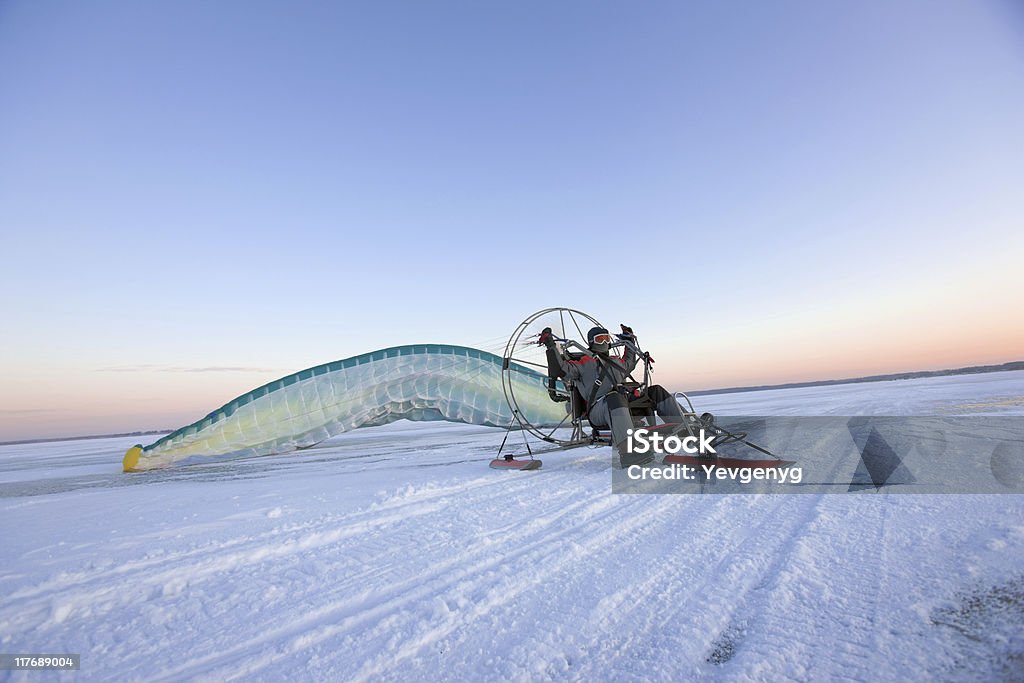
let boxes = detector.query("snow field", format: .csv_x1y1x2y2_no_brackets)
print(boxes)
1,373,1023,681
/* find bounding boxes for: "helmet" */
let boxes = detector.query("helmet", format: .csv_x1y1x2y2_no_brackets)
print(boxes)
587,326,612,353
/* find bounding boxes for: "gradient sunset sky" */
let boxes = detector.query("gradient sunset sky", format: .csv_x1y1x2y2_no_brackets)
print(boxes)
2,0,1022,440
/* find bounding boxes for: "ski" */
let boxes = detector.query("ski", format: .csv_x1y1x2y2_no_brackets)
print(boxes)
489,457,542,471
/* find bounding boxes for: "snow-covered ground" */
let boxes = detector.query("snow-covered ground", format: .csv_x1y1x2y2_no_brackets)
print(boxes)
696,369,1024,416
2,372,1023,681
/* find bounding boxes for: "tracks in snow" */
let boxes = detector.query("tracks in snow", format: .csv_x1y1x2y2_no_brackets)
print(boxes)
4,424,1022,681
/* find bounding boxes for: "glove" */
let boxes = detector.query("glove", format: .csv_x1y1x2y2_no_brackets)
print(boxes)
538,327,556,348
619,324,635,339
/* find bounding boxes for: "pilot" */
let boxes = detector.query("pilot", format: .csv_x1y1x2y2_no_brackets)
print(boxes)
539,324,686,462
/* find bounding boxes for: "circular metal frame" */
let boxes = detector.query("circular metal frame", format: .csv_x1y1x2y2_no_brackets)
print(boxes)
501,307,604,446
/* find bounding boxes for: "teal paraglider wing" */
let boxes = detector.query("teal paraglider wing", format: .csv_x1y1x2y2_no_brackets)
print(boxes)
123,345,564,472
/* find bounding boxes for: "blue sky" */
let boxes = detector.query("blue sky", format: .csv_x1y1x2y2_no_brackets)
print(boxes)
1,0,1022,439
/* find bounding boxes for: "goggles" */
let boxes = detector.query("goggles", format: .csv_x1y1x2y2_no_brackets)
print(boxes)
591,333,613,345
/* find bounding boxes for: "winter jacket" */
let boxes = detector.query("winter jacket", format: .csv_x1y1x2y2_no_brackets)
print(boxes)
550,344,638,408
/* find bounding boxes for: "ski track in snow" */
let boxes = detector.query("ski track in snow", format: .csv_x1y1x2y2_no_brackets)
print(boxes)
1,372,1023,681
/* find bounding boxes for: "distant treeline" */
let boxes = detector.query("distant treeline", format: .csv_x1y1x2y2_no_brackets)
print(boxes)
689,360,1024,396
0,430,170,447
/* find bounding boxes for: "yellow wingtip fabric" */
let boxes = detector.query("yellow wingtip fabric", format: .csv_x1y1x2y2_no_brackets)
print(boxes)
123,445,142,473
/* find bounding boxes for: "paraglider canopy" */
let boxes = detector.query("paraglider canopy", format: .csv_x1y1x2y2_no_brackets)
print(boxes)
124,344,566,472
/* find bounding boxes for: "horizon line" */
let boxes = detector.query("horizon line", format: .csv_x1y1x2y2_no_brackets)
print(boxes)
3,360,1020,446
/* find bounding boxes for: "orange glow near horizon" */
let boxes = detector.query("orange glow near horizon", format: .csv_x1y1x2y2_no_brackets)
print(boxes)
2,333,1021,442
651,294,1024,391
2,257,1021,442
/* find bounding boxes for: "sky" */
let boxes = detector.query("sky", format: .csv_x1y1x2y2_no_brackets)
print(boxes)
1,0,1022,440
